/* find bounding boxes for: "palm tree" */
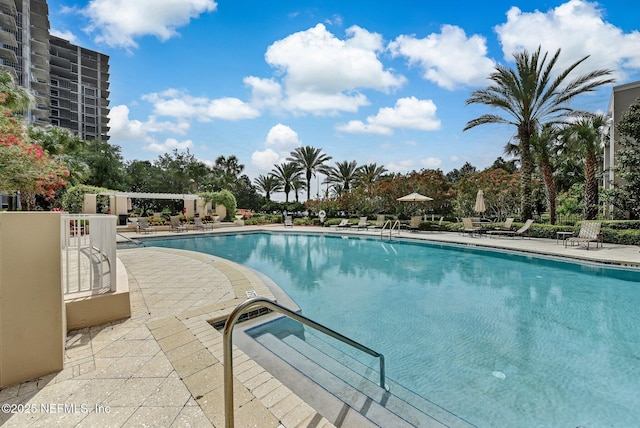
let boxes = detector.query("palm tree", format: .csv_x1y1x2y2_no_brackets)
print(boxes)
531,125,561,225
271,162,303,203
322,160,361,193
562,114,607,219
212,155,244,190
356,163,388,192
287,146,332,201
464,46,614,220
254,174,282,201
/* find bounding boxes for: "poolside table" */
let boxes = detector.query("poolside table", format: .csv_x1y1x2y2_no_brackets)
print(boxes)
556,231,573,245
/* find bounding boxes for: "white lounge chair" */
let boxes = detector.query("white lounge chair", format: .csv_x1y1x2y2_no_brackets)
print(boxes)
333,219,350,229
488,219,534,239
284,215,293,228
351,217,369,230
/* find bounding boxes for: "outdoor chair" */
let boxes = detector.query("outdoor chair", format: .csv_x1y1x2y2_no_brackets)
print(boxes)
487,219,534,239
284,215,293,228
170,215,188,233
333,219,350,229
431,216,444,231
192,216,213,231
495,217,514,231
565,221,602,250
461,217,482,236
369,215,386,229
136,217,155,234
407,216,422,232
351,217,369,230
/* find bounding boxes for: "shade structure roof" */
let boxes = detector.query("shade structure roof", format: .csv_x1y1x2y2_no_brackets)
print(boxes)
396,192,433,202
98,191,200,201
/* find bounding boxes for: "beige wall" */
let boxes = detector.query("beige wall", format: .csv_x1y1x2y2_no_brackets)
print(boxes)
0,212,64,388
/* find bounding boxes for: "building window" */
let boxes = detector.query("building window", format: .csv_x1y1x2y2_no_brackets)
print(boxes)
51,89,58,97
51,109,59,117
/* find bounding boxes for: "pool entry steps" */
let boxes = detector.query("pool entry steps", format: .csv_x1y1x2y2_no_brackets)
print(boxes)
231,298,474,428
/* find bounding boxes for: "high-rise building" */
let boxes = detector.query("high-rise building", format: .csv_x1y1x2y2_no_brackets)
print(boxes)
0,0,50,125
0,0,110,141
49,35,110,141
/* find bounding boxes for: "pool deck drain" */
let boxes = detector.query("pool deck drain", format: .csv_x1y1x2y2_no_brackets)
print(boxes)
2,225,638,427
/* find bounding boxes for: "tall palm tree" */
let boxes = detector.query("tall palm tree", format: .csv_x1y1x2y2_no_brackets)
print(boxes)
287,146,332,201
531,124,561,225
356,163,388,192
271,162,303,203
562,114,607,219
254,174,282,201
464,46,614,221
322,160,361,193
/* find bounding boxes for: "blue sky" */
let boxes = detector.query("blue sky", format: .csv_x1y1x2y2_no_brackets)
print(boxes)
47,0,640,186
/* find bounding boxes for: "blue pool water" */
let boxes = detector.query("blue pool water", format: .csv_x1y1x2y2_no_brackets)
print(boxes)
149,232,640,427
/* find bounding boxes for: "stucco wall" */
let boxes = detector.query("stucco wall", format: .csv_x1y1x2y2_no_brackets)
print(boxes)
0,212,64,388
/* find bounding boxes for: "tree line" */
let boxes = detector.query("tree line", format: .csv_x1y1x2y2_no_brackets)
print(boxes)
1,46,640,221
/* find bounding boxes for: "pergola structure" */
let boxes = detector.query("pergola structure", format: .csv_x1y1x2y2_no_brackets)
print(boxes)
82,192,212,218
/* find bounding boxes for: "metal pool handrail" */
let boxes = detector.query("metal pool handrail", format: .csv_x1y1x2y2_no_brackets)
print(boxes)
381,219,402,238
222,296,387,428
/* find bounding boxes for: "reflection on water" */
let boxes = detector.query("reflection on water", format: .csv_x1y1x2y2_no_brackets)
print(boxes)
150,232,640,427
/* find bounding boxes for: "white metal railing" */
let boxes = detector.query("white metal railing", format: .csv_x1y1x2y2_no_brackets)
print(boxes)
380,219,401,239
61,214,117,297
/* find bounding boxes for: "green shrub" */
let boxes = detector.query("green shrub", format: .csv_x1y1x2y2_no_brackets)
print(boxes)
60,184,112,214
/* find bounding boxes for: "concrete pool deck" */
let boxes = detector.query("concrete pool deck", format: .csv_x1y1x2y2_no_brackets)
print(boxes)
1,225,638,427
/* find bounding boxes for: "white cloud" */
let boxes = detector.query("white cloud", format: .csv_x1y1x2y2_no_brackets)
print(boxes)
450,155,461,162
335,120,392,136
146,138,194,152
389,25,496,89
108,104,189,143
495,0,640,78
265,23,406,114
81,0,217,49
265,124,301,151
250,124,301,173
142,89,259,121
251,148,280,172
244,76,283,110
207,98,260,120
336,97,441,135
50,29,78,43
421,157,442,168
386,160,414,173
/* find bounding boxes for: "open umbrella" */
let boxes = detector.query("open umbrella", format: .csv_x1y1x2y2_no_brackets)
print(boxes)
397,192,433,202
474,189,486,214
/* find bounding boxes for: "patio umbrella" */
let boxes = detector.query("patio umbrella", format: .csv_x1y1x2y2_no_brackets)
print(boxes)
397,192,433,217
396,192,433,202
474,189,486,214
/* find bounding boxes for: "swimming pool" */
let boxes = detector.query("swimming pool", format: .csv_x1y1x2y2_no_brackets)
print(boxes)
149,232,640,427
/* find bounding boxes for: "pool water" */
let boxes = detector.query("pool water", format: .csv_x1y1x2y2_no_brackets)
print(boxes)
149,232,640,427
